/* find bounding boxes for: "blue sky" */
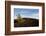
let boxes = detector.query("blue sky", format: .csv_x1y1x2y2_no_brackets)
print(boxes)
14,8,39,19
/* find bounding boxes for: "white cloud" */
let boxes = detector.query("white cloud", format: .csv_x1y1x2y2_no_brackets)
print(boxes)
14,13,39,19
14,16,17,19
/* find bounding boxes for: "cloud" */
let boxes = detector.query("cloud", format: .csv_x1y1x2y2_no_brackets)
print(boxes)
14,13,39,19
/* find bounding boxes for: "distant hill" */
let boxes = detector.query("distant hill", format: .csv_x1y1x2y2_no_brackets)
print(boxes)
14,18,39,27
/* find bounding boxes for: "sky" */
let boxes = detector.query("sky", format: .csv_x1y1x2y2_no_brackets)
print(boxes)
14,8,39,19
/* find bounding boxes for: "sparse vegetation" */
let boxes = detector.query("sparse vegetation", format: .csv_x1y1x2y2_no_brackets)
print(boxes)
16,14,25,24
14,13,39,27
